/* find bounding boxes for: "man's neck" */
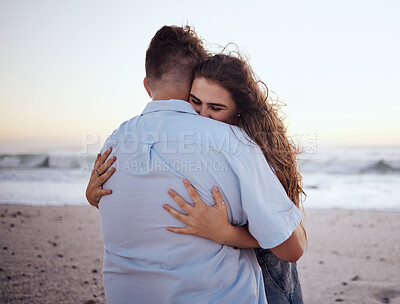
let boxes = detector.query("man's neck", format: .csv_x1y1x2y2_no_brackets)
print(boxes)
151,89,189,102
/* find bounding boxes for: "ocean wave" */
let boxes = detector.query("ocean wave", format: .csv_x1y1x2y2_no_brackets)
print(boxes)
360,160,400,174
0,154,95,169
1,152,400,176
300,158,400,175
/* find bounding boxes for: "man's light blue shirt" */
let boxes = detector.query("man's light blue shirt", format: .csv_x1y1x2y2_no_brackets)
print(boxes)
99,99,302,304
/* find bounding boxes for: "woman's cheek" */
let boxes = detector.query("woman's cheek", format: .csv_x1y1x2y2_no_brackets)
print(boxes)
213,114,229,123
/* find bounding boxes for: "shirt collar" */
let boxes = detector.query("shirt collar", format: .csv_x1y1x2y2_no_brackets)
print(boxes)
141,99,199,116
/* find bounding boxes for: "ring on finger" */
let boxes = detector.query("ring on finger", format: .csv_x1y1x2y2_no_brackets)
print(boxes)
215,201,225,206
193,198,200,204
96,177,102,186
95,168,101,176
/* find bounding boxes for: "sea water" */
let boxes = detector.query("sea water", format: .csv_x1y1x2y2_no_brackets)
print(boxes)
300,146,400,210
0,144,399,210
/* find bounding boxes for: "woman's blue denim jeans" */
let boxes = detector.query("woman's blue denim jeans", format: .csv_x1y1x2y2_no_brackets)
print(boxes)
255,248,304,304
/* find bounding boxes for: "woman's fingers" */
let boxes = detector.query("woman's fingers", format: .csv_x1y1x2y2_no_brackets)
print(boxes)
90,189,107,209
212,186,226,207
95,153,101,164
100,188,112,196
167,189,193,213
94,147,112,173
163,204,189,224
182,179,204,206
91,154,101,177
96,148,115,175
98,155,116,176
100,147,112,163
96,167,116,185
165,226,191,235
163,185,231,243
86,178,113,209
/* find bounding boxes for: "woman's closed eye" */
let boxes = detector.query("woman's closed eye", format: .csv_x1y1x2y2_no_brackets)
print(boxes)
190,98,201,105
190,97,222,111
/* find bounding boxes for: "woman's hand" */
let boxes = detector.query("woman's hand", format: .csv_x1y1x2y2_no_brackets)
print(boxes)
85,147,116,208
163,179,232,244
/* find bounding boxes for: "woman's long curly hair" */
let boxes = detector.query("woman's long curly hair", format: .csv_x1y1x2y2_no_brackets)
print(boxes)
193,53,306,237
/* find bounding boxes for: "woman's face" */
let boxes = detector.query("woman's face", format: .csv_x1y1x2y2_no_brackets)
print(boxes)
189,77,238,124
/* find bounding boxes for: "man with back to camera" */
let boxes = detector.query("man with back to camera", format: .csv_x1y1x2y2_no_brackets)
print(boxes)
90,25,302,303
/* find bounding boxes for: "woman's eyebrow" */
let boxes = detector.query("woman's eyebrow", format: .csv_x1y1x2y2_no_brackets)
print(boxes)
189,94,201,103
190,94,227,108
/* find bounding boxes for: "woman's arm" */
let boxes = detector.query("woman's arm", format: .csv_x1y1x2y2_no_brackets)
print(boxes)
270,224,305,263
164,179,305,262
217,224,260,248
222,223,305,263
85,147,116,208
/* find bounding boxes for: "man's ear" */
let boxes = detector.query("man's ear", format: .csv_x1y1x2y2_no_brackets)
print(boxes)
143,77,152,98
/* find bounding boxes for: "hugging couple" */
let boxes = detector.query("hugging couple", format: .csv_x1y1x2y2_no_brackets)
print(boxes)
86,25,306,304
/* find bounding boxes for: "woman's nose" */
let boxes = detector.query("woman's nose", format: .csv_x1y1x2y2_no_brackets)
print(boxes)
199,108,211,118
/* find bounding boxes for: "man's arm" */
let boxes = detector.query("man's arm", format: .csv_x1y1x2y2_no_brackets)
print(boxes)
236,143,303,252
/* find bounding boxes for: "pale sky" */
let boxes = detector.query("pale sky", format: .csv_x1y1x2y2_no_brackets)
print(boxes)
0,0,399,149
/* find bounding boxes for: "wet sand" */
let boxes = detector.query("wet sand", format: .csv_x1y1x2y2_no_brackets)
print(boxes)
299,209,400,304
0,204,105,304
0,204,399,304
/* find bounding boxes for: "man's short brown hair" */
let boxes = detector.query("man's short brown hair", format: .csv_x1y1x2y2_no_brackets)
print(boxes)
145,25,208,90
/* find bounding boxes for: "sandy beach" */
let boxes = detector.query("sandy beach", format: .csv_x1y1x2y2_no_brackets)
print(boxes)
1,204,399,304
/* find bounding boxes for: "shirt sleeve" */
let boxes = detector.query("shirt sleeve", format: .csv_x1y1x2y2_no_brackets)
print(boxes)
236,143,302,249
